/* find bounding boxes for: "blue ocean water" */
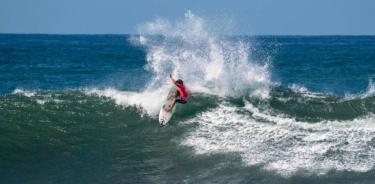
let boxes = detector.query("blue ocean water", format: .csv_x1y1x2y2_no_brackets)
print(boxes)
1,34,375,95
0,34,149,94
1,31,375,183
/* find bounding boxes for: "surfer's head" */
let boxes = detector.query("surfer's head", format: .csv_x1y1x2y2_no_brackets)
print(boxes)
176,79,183,84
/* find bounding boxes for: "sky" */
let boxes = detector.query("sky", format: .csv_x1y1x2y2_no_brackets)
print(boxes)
0,0,374,35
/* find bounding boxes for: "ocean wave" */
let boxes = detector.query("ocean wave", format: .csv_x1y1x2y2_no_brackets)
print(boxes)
288,84,327,99
344,79,375,100
11,88,63,105
84,88,167,117
6,87,375,177
4,88,219,122
10,84,375,122
268,84,375,121
12,88,37,97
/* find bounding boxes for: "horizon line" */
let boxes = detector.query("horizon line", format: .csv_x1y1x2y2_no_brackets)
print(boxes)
1,33,375,37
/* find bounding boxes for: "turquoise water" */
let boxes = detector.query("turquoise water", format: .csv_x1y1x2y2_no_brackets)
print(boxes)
1,19,375,183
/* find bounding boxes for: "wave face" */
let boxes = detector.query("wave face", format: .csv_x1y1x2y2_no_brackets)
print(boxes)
2,12,375,183
3,86,375,183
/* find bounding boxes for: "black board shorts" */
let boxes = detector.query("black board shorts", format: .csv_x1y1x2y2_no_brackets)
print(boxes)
176,96,187,104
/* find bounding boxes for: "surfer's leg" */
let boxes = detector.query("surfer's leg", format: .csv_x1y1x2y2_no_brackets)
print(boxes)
170,90,180,109
172,91,178,97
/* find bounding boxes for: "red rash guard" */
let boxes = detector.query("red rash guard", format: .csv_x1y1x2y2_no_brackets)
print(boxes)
175,82,188,100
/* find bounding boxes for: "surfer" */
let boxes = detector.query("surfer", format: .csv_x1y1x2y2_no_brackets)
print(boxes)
169,74,189,106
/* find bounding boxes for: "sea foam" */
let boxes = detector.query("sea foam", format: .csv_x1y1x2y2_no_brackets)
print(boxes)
181,101,375,176
136,11,270,98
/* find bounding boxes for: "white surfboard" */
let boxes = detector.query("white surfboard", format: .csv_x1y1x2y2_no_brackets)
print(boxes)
159,91,176,126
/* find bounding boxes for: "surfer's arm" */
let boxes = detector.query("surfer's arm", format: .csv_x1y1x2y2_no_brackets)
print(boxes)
169,74,177,84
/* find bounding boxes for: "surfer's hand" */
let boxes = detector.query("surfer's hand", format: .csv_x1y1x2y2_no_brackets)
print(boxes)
169,74,176,84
